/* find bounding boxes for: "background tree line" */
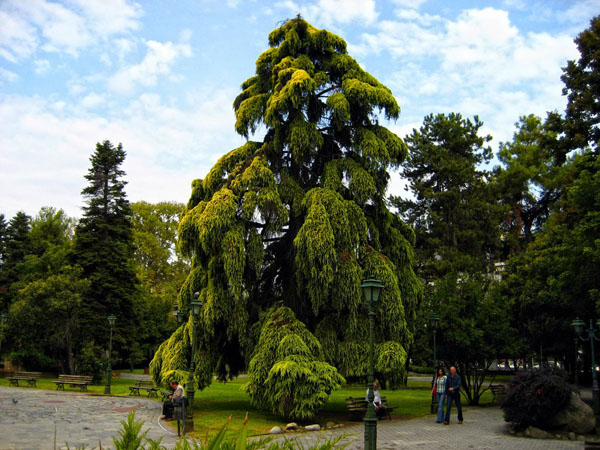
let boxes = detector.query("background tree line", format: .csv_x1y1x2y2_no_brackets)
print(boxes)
0,142,189,380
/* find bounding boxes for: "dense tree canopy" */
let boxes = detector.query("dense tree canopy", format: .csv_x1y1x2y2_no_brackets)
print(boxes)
151,16,420,415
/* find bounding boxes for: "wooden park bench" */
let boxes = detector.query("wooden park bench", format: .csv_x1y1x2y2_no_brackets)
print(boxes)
346,396,396,420
53,374,93,391
129,380,159,397
490,384,508,404
8,371,42,388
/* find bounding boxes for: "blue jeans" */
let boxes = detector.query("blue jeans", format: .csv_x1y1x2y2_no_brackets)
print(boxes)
436,392,446,422
444,391,463,422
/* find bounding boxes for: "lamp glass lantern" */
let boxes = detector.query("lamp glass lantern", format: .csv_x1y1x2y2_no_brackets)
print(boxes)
0,313,7,324
572,318,585,336
191,300,202,317
429,314,440,331
176,311,185,324
360,279,384,304
107,315,117,327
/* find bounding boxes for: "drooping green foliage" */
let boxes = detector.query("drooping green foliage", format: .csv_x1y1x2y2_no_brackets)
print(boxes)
73,140,140,366
153,15,420,405
244,307,344,420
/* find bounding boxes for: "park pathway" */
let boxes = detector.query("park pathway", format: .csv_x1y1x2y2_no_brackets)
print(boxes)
275,407,584,449
0,385,179,449
0,384,589,449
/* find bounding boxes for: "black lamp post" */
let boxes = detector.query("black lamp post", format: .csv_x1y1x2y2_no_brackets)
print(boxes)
186,292,203,431
572,318,600,417
104,315,117,395
429,314,440,413
361,278,384,450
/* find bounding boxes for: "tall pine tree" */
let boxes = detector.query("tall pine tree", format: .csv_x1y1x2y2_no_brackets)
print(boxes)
74,140,139,364
0,212,32,310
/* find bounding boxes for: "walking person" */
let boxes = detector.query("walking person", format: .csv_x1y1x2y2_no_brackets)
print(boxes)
431,368,447,423
444,366,463,424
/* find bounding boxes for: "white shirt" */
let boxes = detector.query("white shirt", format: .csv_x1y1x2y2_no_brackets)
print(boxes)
366,388,382,405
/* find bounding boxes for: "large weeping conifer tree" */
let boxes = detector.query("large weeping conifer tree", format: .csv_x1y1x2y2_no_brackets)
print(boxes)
152,16,420,416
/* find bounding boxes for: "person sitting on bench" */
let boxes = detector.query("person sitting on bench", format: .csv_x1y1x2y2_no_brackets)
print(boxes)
162,380,186,419
366,380,387,419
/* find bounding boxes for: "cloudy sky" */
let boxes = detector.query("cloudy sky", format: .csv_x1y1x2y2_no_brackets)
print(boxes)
0,0,596,219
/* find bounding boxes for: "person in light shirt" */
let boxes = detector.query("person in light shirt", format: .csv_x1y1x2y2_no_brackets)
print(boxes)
431,368,447,423
365,380,387,419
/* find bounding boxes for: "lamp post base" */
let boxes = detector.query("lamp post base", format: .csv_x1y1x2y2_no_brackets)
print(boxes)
364,415,377,450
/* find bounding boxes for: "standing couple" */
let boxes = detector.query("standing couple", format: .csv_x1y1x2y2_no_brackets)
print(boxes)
431,366,463,424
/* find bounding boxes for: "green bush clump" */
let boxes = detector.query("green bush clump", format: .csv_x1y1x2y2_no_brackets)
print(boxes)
244,306,345,420
501,368,573,429
74,342,105,383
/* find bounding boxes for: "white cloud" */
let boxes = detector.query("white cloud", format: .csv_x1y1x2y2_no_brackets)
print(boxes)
0,87,244,218
0,0,142,61
0,67,18,82
108,36,192,95
392,0,428,9
277,0,378,27
358,7,578,143
34,59,51,74
80,92,105,109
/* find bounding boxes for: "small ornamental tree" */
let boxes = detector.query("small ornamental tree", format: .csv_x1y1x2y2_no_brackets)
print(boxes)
151,16,420,408
244,307,344,420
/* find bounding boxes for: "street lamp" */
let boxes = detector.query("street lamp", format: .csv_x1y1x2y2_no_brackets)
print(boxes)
572,318,600,417
186,292,203,431
361,278,384,450
104,315,117,395
429,314,440,413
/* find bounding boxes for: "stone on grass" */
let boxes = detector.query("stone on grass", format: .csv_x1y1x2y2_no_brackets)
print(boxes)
305,424,321,431
325,421,335,429
269,426,283,434
285,423,298,431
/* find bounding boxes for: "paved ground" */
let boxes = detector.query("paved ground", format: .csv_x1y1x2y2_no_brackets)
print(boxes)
0,385,179,450
0,385,590,449
276,407,585,449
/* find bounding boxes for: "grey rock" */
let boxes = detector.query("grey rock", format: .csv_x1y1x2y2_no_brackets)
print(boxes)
546,392,596,434
527,426,553,439
305,424,321,431
569,432,576,440
523,428,531,437
269,426,284,434
325,421,335,429
285,422,298,431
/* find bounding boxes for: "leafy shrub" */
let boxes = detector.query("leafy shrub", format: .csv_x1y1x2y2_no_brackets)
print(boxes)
244,307,344,420
74,341,105,383
501,368,573,429
9,347,55,371
376,342,407,389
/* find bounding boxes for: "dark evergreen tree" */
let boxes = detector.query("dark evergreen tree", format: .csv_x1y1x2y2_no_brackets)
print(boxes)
0,212,32,310
73,140,140,365
394,113,511,404
561,15,600,153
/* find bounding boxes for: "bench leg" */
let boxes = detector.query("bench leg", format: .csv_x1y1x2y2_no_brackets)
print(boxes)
56,384,64,390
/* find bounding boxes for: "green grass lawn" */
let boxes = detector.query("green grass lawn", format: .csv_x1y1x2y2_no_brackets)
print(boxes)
0,375,495,440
